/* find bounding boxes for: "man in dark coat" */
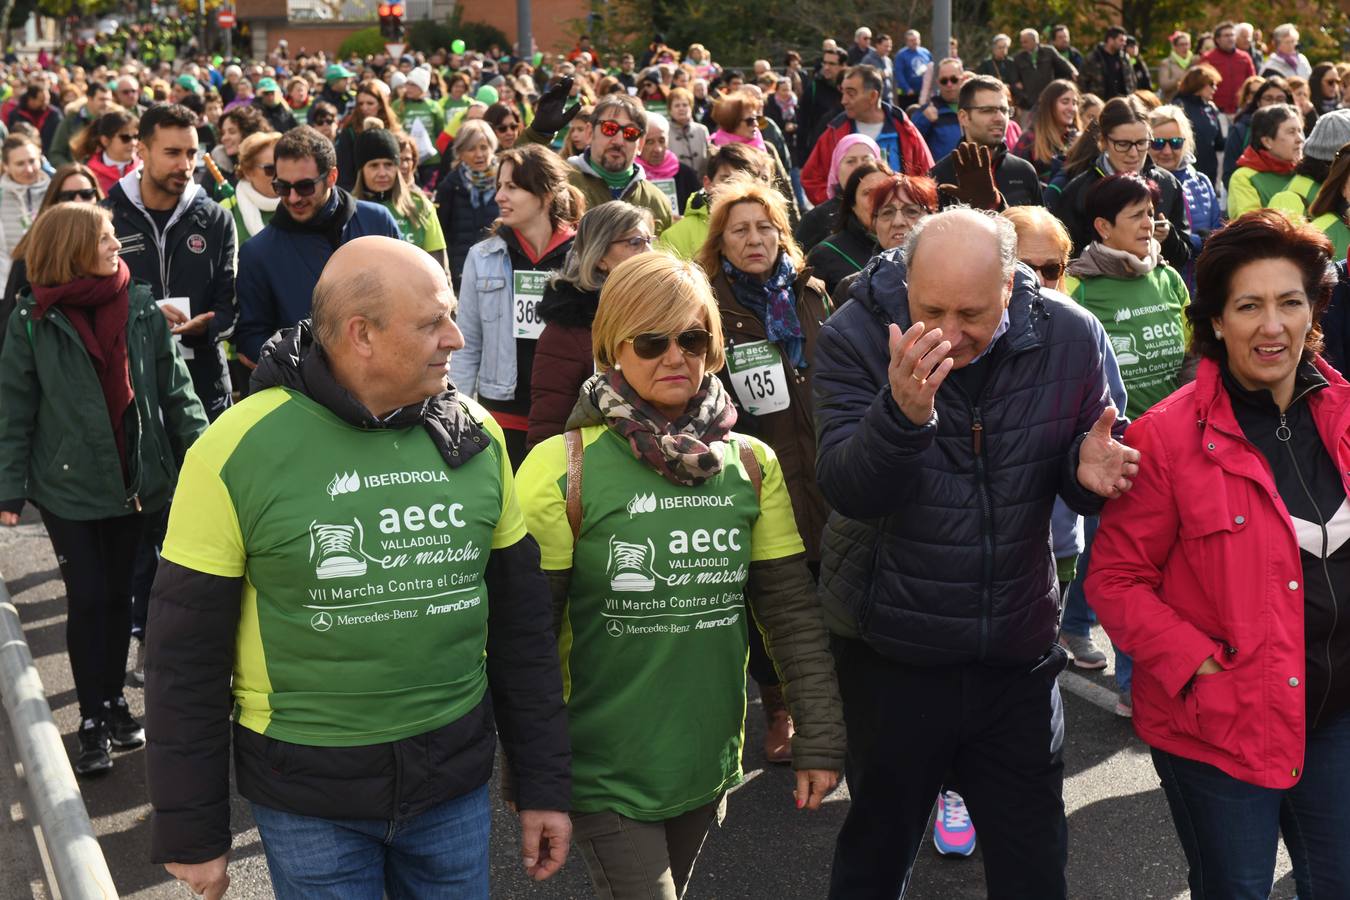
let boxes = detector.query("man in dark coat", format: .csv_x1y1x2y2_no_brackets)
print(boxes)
1079,26,1138,101
814,209,1139,898
1013,28,1078,115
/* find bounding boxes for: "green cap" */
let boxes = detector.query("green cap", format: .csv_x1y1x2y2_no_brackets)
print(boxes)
474,84,498,105
325,63,354,82
175,74,201,93
212,55,224,66
257,77,280,92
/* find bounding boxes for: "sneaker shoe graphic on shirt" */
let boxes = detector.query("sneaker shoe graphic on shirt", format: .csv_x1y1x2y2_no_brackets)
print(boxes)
309,519,369,579
1110,333,1141,367
607,536,657,592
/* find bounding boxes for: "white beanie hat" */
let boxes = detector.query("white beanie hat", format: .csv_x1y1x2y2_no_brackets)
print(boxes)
407,65,431,94
389,70,407,91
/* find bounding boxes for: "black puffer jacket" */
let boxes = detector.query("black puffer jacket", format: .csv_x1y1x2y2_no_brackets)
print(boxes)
435,166,499,292
145,323,569,864
813,250,1118,665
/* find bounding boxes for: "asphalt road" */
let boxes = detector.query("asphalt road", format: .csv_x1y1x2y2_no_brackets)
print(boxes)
0,506,1297,899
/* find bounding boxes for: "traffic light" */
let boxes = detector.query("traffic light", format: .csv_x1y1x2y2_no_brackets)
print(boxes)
378,3,405,41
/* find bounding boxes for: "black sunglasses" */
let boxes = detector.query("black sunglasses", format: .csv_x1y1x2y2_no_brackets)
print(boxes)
629,328,711,359
115,132,137,143
1021,259,1065,282
57,188,98,202
272,173,328,197
311,115,335,125
1150,137,1185,150
261,163,276,176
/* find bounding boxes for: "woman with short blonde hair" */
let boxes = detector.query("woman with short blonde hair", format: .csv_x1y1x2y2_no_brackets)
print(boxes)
515,250,842,900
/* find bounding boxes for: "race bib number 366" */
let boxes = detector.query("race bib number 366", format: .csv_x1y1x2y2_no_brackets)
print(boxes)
726,339,790,415
514,270,548,340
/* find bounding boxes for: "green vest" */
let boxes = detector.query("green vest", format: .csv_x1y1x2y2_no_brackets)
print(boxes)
563,428,760,819
1250,169,1295,205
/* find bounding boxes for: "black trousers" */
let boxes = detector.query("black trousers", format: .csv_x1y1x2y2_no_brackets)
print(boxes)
130,506,170,640
40,508,148,720
827,636,1069,900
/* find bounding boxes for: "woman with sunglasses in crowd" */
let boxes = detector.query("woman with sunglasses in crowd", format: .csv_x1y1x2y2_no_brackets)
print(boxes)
435,120,499,294
515,251,842,900
1147,105,1222,297
451,143,584,469
1052,96,1193,272
73,110,140,194
218,131,280,246
0,163,103,349
708,93,797,229
484,102,522,150
696,179,831,764
334,81,401,190
306,101,339,145
351,128,447,270
527,201,654,448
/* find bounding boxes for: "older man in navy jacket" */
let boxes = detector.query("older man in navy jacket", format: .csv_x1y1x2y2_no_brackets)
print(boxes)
813,208,1139,899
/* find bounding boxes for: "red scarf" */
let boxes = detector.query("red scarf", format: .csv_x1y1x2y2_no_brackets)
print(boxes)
31,258,135,470
1235,145,1297,175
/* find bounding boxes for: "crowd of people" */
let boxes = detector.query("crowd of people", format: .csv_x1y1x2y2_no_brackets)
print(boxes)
0,12,1348,900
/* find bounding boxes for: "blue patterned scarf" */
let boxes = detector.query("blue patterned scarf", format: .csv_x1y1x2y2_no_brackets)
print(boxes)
722,254,807,368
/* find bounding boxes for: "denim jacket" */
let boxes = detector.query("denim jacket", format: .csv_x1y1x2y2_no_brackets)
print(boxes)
450,234,516,401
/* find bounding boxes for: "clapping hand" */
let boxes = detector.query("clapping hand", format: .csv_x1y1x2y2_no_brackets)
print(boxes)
1076,408,1141,498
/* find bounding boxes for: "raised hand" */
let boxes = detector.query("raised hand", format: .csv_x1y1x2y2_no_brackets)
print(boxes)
887,322,953,426
1076,407,1141,498
531,76,582,135
937,142,1002,210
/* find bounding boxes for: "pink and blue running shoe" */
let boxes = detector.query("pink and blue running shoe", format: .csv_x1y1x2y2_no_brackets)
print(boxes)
933,790,977,857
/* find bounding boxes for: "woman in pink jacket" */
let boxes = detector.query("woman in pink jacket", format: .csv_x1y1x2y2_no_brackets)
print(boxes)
1087,209,1350,899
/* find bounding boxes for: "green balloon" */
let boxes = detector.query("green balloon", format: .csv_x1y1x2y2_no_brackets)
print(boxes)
451,39,466,54
532,51,543,65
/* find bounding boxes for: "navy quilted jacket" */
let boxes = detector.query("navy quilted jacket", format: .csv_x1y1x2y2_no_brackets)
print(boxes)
813,249,1120,665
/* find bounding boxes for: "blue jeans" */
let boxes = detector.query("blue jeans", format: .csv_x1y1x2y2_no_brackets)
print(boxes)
1062,515,1133,692
252,785,491,900
1152,707,1350,899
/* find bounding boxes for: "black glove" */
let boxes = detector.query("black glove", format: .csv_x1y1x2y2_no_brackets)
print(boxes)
937,142,1003,211
531,76,582,135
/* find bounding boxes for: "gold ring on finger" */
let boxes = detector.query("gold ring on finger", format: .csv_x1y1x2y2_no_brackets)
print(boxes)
911,373,925,383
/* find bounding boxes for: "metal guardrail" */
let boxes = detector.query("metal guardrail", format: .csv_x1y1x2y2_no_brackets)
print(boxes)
0,595,119,900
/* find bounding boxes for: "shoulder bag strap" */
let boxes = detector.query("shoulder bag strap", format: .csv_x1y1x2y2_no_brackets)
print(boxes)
565,428,584,543
738,440,762,499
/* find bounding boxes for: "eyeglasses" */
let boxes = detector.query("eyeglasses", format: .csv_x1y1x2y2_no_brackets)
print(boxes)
494,121,520,132
742,116,759,127
56,188,98,202
598,119,643,142
261,163,276,176
875,203,929,223
1021,258,1066,282
628,328,711,359
1109,138,1151,154
116,132,137,143
938,76,963,85
311,115,335,125
1150,137,1185,151
271,174,328,197
962,105,1009,115
610,234,654,250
